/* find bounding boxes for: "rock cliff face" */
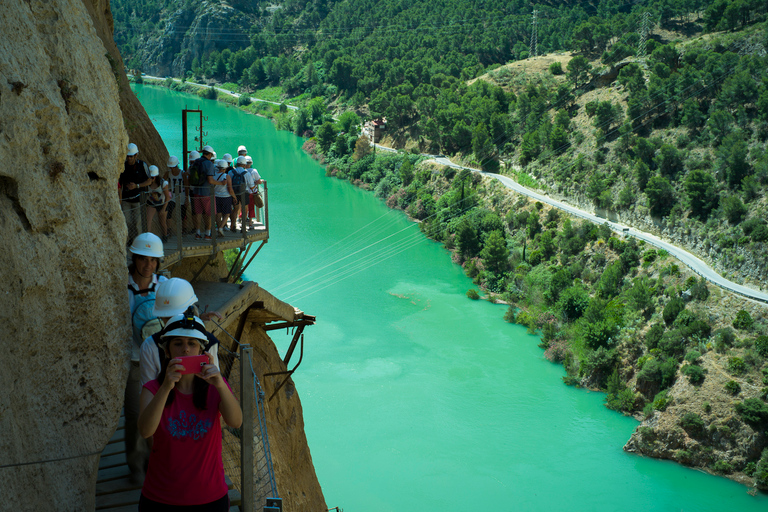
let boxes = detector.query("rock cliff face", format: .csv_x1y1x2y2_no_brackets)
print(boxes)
0,0,129,508
2,1,326,509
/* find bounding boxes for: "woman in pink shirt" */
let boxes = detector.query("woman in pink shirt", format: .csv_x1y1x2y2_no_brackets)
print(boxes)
137,314,242,511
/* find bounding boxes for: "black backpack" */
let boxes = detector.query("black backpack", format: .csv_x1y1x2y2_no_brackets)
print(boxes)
188,157,207,187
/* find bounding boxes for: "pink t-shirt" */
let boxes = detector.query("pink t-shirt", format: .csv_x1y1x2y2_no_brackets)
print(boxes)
141,379,231,505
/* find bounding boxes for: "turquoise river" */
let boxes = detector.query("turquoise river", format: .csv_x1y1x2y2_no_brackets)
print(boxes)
134,83,765,511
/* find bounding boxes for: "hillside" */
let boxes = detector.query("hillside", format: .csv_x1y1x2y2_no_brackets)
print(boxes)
115,0,768,491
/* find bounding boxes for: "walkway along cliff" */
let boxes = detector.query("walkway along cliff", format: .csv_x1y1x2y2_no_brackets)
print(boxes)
0,1,326,510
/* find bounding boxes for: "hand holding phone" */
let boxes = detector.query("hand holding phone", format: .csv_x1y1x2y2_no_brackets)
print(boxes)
176,355,209,375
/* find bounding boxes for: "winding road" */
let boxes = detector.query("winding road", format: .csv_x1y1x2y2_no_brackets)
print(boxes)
134,78,767,304
425,152,768,304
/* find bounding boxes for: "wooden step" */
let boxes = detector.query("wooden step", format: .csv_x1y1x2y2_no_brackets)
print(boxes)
94,488,141,510
101,440,125,458
98,453,127,470
97,465,131,483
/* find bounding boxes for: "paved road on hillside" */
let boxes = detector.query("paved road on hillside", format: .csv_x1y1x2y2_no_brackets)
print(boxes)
428,155,768,304
142,75,299,110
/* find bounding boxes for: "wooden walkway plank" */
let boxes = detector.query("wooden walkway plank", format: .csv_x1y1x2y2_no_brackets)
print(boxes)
97,465,131,482
95,476,142,496
94,488,141,510
98,453,127,470
101,440,125,457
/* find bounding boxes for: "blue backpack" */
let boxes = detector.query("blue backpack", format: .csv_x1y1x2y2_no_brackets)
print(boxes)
129,284,163,346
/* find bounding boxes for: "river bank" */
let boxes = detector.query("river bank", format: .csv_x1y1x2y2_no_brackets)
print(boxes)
133,81,768,497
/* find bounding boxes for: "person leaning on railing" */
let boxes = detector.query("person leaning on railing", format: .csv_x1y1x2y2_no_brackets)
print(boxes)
164,156,188,237
190,146,218,240
244,155,265,225
137,314,241,511
119,142,152,242
146,165,170,242
213,159,238,238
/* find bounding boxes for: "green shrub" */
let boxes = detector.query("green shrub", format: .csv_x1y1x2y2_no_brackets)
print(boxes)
645,323,665,349
549,62,564,75
744,462,757,477
727,356,747,376
724,380,741,395
714,328,736,353
237,94,252,106
682,364,705,384
757,450,768,489
756,335,768,357
733,310,754,330
658,329,687,356
735,398,768,426
703,401,711,413
503,305,516,323
652,390,671,411
712,460,734,474
680,412,706,436
684,350,701,363
466,289,480,300
663,297,685,325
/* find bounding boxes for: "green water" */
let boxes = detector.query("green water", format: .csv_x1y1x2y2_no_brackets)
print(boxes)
135,83,765,511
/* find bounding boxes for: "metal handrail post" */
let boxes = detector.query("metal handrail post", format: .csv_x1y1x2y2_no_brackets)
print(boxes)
210,184,217,252
263,182,269,233
240,344,254,512
139,191,148,236
241,188,248,240
175,190,183,261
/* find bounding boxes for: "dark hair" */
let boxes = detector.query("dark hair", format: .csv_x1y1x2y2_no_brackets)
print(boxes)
158,356,209,410
128,253,159,276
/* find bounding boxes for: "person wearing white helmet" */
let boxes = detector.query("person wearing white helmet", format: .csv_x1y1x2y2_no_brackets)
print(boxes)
137,313,241,510
237,145,247,157
145,165,170,242
245,155,265,224
164,156,189,236
213,159,238,237
126,232,167,484
231,156,256,231
139,277,223,387
189,145,223,240
119,142,152,240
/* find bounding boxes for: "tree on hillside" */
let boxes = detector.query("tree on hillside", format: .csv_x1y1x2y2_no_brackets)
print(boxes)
481,230,510,275
353,136,372,161
567,55,592,88
645,175,675,217
684,169,718,220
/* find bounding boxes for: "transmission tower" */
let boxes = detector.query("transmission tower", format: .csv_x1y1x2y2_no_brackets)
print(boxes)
530,9,538,57
639,12,652,57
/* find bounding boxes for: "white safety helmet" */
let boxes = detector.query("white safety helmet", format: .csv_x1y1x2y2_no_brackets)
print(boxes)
188,150,200,161
149,165,159,177
129,232,164,258
215,159,227,168
152,278,199,318
237,145,247,154
223,153,233,164
127,143,139,156
160,313,207,349
167,156,179,167
236,156,247,165
202,145,214,154
245,156,253,165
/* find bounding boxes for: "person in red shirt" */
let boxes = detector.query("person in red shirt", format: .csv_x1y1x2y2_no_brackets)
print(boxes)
137,314,242,511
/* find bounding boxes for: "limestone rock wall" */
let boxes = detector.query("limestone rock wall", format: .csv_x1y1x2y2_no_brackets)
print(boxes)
0,0,129,509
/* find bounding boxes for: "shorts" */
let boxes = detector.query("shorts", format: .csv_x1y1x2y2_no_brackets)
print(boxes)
191,194,211,215
147,201,166,213
166,201,186,220
215,196,233,214
138,492,229,511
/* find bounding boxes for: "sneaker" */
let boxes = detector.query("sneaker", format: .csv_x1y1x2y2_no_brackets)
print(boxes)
204,234,212,240
194,233,203,240
218,228,225,237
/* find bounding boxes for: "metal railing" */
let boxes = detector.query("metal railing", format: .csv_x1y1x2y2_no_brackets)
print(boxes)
121,182,268,257
217,334,280,512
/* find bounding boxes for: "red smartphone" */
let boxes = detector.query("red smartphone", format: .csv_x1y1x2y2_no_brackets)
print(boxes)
175,355,209,375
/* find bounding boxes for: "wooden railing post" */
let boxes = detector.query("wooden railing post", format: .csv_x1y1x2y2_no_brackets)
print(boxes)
240,344,254,512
